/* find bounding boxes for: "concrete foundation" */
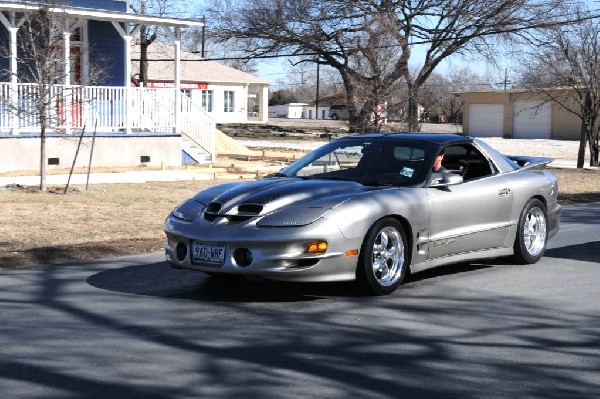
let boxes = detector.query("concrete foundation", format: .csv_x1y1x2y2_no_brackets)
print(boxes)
0,133,182,173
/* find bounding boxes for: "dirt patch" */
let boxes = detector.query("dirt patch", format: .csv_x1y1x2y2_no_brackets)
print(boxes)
218,122,349,141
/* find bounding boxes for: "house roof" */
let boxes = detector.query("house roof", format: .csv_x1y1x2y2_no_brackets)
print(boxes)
0,2,202,28
131,39,269,85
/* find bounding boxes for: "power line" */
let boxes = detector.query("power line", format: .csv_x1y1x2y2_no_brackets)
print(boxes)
135,8,600,63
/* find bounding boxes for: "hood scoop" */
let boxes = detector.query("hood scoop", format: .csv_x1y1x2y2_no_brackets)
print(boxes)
204,201,264,223
204,202,223,222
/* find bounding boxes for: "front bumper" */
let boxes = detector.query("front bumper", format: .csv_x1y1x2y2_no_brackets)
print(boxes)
163,215,363,282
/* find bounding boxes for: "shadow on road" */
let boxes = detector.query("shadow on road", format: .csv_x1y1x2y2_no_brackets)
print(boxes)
545,241,600,263
87,260,498,303
87,261,362,302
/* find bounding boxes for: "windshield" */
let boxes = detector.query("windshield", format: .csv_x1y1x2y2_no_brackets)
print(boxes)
279,137,439,186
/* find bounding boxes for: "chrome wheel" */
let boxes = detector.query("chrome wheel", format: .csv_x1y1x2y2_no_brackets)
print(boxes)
523,207,547,257
371,226,405,287
358,218,409,295
513,198,548,264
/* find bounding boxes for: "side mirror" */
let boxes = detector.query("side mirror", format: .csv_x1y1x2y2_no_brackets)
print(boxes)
429,172,464,188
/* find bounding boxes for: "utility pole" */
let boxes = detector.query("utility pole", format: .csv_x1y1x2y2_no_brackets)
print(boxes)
201,16,206,58
315,58,320,119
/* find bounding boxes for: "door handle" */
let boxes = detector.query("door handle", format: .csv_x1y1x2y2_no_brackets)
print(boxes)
498,188,511,197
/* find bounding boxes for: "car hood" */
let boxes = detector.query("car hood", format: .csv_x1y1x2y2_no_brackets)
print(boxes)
192,177,373,226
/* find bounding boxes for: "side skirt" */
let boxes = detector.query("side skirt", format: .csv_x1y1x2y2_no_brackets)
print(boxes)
410,247,514,274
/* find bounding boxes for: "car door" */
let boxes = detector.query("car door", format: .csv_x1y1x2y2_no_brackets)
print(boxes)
426,144,513,259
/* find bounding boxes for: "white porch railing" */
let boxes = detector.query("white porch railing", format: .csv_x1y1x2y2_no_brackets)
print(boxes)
0,83,215,161
180,93,216,160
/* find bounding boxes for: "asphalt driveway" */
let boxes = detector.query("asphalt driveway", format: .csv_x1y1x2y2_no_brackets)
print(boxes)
0,203,598,398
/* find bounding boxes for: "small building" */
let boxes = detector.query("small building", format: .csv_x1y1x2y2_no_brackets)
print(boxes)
458,89,581,140
133,40,269,124
268,103,307,119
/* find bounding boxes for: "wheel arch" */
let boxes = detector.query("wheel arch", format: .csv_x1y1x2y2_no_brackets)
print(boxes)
532,194,548,208
381,214,414,265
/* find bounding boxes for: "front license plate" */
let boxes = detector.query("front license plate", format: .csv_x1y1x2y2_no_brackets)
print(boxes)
192,242,226,264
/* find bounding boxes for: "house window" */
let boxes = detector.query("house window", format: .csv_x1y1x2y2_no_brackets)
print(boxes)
224,91,234,113
202,90,213,112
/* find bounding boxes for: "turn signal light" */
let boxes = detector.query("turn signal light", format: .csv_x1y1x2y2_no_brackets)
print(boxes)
306,241,328,254
345,249,359,256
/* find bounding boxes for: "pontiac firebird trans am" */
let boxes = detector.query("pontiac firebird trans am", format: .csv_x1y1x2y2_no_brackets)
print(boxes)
164,133,561,295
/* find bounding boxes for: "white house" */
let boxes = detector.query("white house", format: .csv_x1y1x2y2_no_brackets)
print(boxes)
132,39,270,124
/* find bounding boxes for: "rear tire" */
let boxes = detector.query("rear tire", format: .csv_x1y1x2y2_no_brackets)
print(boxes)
513,198,548,264
356,218,409,295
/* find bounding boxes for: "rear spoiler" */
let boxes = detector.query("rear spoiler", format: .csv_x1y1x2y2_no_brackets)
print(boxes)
507,156,554,171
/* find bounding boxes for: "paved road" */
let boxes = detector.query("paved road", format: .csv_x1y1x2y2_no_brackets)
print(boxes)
1,204,599,398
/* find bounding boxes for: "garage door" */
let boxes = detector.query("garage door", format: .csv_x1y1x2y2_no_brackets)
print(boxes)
513,100,551,139
468,104,504,137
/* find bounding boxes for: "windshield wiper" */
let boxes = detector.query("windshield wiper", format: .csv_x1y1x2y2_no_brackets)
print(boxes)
264,172,288,178
304,175,355,181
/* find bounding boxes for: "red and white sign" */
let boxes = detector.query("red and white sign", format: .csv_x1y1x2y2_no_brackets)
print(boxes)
146,82,208,90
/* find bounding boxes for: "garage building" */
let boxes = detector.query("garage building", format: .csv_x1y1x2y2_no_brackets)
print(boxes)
457,89,581,140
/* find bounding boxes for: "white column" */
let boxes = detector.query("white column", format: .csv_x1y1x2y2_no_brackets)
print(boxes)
173,27,181,133
0,10,20,134
123,35,133,133
111,21,136,134
261,85,269,122
9,26,18,134
63,30,71,134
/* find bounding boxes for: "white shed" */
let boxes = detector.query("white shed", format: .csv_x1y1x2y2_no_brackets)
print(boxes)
268,103,308,119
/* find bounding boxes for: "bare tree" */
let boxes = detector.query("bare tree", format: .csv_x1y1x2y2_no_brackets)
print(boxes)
204,0,559,132
518,3,600,167
183,30,260,74
130,0,181,85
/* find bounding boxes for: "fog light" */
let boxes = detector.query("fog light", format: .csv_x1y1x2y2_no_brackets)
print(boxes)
233,248,253,267
306,241,327,255
175,242,187,262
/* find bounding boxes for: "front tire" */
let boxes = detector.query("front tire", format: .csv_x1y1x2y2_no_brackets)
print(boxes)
357,218,409,295
513,198,548,264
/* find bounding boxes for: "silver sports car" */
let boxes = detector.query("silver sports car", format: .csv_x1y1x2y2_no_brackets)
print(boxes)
164,133,561,295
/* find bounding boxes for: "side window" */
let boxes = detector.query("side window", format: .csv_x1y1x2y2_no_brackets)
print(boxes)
224,91,235,112
443,144,494,181
202,90,213,112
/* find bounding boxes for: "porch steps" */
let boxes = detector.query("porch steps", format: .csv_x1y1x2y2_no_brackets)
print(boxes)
181,137,213,165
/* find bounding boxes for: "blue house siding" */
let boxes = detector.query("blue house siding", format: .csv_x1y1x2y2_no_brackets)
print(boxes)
88,20,124,86
68,0,128,12
0,28,8,81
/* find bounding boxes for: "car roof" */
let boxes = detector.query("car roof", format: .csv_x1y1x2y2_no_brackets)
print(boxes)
340,133,471,145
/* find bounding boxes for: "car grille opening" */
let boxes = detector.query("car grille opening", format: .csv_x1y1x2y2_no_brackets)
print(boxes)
204,202,222,221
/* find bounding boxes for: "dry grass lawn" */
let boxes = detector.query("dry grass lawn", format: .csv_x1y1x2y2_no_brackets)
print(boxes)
1,168,598,269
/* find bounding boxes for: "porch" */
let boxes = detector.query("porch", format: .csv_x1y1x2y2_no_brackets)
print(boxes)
0,83,216,170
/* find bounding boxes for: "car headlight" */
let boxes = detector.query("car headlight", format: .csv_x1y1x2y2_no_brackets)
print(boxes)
171,200,206,221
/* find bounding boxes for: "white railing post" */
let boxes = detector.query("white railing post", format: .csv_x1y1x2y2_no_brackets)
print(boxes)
9,26,18,134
